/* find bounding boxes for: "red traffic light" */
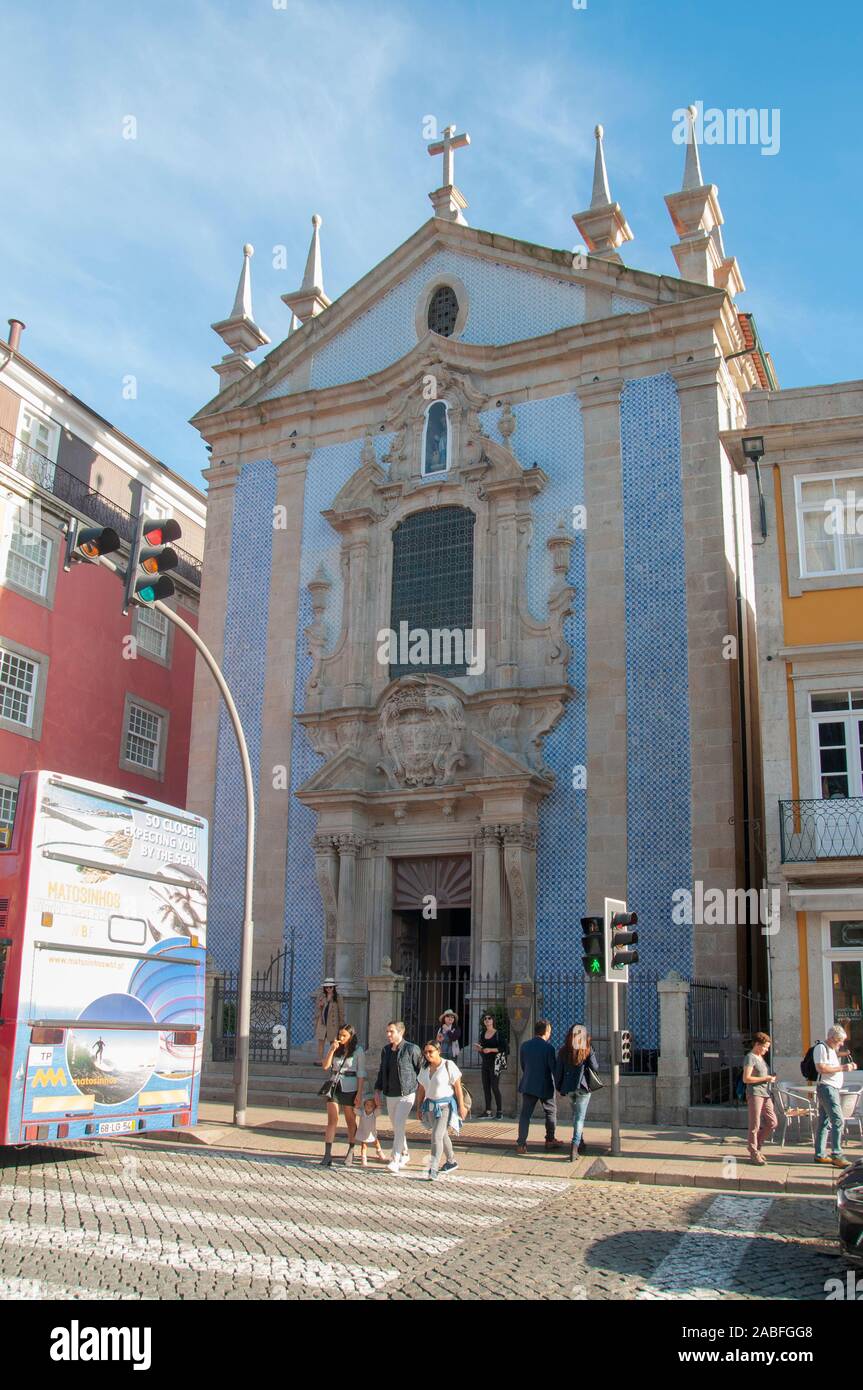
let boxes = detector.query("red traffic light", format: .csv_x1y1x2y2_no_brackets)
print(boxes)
142,518,182,547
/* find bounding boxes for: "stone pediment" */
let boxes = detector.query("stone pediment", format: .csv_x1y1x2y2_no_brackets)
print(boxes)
472,732,546,782
297,746,368,795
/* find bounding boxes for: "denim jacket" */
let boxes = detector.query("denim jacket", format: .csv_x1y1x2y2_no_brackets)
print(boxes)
374,1039,423,1096
554,1048,599,1096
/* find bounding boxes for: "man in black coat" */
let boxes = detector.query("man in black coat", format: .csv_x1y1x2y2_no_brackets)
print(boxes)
516,1018,564,1153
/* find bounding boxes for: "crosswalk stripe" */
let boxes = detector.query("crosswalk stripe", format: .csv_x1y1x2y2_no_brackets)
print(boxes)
636,1195,774,1300
0,1223,399,1294
0,1275,144,1301
4,1176,506,1231
0,1185,461,1256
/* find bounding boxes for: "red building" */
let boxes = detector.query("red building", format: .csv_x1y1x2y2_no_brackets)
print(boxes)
0,320,205,835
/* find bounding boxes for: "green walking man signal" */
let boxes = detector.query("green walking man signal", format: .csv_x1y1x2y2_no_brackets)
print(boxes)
580,916,605,978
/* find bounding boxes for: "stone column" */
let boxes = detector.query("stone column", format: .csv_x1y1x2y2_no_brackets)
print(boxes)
366,848,392,977
478,825,503,978
656,971,691,1124
366,960,406,1056
335,833,362,982
344,535,370,703
502,824,537,981
312,834,339,978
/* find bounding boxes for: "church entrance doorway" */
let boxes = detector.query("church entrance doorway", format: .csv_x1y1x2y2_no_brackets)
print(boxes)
391,854,472,1046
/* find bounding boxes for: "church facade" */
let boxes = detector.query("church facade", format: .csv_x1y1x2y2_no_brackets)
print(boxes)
188,120,767,1043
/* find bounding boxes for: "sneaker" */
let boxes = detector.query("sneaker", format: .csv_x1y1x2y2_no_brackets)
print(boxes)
577,1140,587,1156
495,1113,503,1120
386,1159,403,1174
399,1151,410,1167
344,1147,354,1168
814,1156,834,1165
831,1156,850,1169
440,1161,459,1175
482,1111,492,1119
427,1167,438,1181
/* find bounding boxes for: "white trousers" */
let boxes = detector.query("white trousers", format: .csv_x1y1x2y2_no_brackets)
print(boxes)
385,1093,415,1158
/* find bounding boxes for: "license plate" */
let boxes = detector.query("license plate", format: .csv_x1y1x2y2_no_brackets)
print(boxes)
97,1120,136,1136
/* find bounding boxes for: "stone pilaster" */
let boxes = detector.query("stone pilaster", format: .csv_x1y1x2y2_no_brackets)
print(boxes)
502,824,537,981
312,834,339,978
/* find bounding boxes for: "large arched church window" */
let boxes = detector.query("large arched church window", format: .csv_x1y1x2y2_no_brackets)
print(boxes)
422,400,449,476
389,506,475,677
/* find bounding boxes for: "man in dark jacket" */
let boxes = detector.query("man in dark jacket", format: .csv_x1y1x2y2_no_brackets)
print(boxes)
374,1020,423,1174
516,1019,564,1153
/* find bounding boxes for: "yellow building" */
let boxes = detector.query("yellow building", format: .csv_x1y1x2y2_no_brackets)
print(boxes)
725,383,863,1078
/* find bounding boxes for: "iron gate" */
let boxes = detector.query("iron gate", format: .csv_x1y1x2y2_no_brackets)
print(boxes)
212,942,295,1063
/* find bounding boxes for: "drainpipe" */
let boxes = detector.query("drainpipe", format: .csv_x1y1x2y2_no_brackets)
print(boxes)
7,319,25,353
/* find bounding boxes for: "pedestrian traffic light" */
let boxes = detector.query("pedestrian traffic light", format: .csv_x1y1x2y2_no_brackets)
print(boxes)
580,916,605,979
615,1029,633,1065
124,516,181,611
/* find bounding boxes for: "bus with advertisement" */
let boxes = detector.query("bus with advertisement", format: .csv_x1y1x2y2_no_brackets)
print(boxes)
0,769,207,1145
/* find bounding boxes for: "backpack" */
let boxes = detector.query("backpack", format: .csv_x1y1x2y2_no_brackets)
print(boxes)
800,1041,823,1082
734,1076,746,1103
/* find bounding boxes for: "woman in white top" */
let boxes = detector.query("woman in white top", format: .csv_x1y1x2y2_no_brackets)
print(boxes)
321,1024,366,1167
415,1039,468,1181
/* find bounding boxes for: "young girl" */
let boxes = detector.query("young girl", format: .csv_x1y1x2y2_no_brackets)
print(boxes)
355,1096,386,1167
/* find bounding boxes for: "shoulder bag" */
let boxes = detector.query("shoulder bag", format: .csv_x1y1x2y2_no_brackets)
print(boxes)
319,1052,347,1100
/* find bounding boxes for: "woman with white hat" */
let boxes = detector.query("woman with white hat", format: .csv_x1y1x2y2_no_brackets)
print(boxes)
313,979,344,1062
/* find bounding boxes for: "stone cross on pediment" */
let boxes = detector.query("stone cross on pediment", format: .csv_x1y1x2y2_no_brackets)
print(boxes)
428,125,470,188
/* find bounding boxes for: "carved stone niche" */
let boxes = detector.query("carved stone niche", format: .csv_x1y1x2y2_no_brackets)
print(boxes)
376,675,466,788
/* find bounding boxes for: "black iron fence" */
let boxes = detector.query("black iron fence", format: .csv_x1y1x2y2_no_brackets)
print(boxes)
401,971,511,1056
779,797,863,862
533,971,661,1074
688,979,770,1105
212,943,295,1063
0,425,202,588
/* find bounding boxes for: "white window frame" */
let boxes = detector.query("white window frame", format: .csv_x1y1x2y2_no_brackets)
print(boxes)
134,603,170,662
821,915,863,1051
796,468,863,579
3,512,52,599
15,402,60,471
0,777,18,848
809,691,863,801
120,694,168,782
0,644,39,731
421,400,451,478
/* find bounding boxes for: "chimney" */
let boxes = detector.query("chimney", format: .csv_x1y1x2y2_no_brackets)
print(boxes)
7,319,25,352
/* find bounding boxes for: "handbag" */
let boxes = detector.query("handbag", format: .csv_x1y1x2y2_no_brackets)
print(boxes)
493,1051,508,1076
319,1052,347,1100
584,1064,603,1093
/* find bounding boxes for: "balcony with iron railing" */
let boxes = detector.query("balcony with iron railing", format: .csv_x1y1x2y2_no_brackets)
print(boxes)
779,797,863,865
0,425,202,589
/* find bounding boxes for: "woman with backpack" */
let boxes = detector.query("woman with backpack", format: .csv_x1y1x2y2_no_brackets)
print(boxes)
415,1039,468,1181
474,1011,506,1118
554,1023,599,1161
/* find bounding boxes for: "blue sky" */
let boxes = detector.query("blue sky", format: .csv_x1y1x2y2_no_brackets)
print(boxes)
1,0,860,487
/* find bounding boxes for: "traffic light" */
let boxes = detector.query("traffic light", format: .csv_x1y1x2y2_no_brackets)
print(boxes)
603,898,638,983
65,521,121,570
615,1029,633,1065
124,516,182,610
610,911,639,978
580,916,605,979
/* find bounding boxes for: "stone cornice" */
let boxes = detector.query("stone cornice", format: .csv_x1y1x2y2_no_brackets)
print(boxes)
197,294,736,457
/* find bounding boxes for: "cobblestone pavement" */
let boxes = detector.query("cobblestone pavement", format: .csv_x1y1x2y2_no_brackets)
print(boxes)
0,1142,848,1301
